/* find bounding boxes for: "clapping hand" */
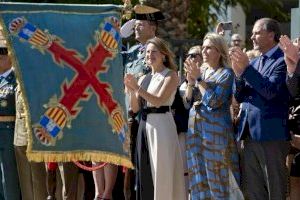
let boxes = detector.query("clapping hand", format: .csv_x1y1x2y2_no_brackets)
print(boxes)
279,35,300,74
184,58,201,84
124,74,139,93
229,47,249,77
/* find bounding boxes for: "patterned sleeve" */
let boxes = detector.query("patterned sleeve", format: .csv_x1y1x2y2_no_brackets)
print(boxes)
201,68,234,110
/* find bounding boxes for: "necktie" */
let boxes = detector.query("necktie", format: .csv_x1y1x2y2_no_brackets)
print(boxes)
258,55,267,72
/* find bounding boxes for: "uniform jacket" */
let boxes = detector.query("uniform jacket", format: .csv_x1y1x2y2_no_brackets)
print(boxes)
234,47,290,141
122,44,149,77
0,69,17,129
122,44,149,114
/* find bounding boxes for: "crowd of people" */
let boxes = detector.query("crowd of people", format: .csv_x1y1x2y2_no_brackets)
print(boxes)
1,2,300,200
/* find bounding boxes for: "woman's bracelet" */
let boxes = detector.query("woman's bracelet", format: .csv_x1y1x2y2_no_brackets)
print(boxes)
187,83,195,87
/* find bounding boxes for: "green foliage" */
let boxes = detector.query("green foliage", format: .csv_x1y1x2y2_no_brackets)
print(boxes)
10,0,289,41
187,0,289,39
12,0,124,4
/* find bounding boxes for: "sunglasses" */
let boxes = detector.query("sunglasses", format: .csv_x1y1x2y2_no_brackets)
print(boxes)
186,53,201,59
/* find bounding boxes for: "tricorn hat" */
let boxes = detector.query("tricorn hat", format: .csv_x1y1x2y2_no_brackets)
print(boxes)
133,4,165,21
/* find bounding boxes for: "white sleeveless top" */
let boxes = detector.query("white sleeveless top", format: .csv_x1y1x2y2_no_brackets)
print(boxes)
146,68,176,107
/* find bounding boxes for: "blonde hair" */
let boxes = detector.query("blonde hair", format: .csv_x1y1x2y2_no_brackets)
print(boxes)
203,32,229,68
146,37,177,71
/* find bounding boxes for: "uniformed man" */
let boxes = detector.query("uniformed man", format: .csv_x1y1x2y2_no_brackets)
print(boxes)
121,4,164,200
123,4,164,78
0,30,21,200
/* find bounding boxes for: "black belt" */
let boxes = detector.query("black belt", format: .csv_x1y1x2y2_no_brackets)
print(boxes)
128,110,138,122
141,106,170,120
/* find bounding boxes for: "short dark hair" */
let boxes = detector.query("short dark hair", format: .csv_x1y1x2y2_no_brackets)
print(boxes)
258,18,281,42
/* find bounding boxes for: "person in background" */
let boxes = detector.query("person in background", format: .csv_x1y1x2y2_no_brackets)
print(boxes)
231,33,243,48
0,31,21,200
279,34,300,200
124,37,186,200
176,45,203,199
230,18,290,200
184,32,242,199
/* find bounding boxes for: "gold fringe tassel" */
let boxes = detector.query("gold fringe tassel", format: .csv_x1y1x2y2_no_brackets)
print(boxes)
27,151,133,169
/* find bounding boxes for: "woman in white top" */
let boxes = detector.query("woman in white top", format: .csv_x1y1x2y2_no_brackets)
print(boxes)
124,37,186,200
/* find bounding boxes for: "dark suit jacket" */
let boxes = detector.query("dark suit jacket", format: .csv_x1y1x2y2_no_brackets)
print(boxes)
234,47,290,141
286,60,300,98
286,60,300,134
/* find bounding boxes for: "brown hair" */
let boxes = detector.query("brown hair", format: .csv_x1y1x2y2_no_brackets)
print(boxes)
146,37,177,71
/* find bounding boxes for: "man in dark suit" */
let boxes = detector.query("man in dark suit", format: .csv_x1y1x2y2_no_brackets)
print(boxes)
230,18,290,200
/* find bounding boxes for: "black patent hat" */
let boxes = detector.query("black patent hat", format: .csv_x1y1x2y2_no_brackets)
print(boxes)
134,4,165,21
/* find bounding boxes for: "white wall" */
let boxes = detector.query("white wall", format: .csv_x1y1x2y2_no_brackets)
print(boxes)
291,0,300,39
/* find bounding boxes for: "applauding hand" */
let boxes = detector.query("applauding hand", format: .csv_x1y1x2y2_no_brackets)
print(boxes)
229,47,249,77
279,35,300,74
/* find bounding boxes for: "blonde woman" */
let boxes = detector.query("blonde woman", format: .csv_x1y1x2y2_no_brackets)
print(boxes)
184,33,242,199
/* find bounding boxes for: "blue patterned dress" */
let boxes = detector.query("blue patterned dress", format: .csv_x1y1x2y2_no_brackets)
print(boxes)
185,67,242,200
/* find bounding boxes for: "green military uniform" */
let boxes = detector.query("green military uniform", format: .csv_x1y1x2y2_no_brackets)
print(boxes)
0,69,21,200
123,43,149,157
122,43,150,200
123,44,149,79
123,43,150,113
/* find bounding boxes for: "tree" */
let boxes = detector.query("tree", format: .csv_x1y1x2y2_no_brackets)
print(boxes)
12,0,289,40
187,0,289,39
